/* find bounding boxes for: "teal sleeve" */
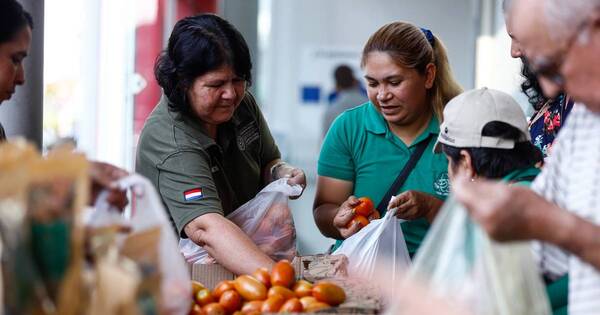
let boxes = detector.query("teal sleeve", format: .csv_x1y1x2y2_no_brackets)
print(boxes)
317,114,355,181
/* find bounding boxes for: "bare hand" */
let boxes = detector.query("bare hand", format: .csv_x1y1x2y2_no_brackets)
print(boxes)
452,173,541,242
388,190,440,220
89,161,129,210
332,196,362,239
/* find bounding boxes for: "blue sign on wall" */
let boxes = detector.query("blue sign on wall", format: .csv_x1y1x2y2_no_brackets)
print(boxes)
301,85,321,104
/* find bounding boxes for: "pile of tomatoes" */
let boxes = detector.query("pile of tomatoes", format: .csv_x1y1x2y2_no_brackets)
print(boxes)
345,197,379,230
190,260,346,314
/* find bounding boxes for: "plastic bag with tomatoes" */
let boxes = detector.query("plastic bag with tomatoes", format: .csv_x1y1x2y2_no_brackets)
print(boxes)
333,204,411,283
405,196,551,315
180,178,302,264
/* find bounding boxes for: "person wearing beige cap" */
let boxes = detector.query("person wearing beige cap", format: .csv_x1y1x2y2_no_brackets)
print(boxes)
431,87,543,184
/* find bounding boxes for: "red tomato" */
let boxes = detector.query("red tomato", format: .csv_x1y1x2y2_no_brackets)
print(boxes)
270,260,296,288
195,288,214,306
345,215,369,229
252,267,271,288
280,298,304,312
218,290,242,313
292,279,313,298
188,303,204,315
304,301,331,312
312,281,346,306
212,280,235,299
268,285,295,300
260,293,285,313
202,302,225,315
233,275,267,301
299,296,318,309
240,301,262,313
354,197,374,216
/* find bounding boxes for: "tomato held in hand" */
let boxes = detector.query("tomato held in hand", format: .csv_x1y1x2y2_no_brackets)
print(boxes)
271,260,296,288
345,215,369,229
354,197,374,216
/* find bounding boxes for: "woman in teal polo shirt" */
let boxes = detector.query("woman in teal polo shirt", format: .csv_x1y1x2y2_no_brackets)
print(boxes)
431,87,566,315
314,21,462,256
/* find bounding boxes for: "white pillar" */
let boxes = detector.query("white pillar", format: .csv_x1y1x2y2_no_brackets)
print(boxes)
0,0,44,149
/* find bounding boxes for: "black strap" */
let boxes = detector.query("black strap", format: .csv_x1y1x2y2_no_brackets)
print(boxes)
376,136,432,214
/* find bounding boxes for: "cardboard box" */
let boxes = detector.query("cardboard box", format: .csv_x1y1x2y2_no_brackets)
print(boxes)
189,255,381,314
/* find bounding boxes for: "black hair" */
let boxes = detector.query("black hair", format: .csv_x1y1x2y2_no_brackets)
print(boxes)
520,61,548,110
442,121,543,179
154,14,252,113
334,64,356,90
0,0,34,44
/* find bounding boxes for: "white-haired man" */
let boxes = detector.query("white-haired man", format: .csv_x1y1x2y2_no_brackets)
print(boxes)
454,0,600,314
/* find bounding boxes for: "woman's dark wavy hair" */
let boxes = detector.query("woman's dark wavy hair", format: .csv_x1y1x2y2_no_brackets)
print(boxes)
154,14,252,113
520,61,547,110
0,0,34,44
442,121,543,179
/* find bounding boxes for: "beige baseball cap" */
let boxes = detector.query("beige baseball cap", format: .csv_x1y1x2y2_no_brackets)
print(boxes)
434,87,530,153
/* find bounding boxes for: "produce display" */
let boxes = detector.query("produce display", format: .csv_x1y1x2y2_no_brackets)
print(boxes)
345,197,379,230
189,260,346,314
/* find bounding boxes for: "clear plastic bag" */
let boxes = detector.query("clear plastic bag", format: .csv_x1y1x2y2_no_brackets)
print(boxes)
180,178,301,264
406,196,551,315
92,174,192,315
333,207,411,283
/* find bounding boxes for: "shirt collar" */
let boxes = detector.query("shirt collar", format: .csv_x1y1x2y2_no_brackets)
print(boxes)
165,94,245,149
364,102,440,143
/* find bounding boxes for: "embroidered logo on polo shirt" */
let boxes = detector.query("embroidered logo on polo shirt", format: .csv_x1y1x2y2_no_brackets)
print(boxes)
434,172,450,196
183,188,203,201
237,122,260,151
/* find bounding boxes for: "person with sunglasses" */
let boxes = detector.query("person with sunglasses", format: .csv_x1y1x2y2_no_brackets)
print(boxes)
454,1,600,314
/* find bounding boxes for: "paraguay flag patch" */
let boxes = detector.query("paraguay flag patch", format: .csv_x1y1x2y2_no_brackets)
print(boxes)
183,188,203,201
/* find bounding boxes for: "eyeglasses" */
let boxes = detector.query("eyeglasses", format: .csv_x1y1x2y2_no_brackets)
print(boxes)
526,18,591,86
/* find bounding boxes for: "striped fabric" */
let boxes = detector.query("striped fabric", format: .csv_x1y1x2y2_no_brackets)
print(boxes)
531,104,600,315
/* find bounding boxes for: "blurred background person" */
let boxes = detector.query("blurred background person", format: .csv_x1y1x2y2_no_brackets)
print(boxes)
322,64,368,138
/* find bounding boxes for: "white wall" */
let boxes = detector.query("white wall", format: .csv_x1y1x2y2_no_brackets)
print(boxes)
258,0,479,254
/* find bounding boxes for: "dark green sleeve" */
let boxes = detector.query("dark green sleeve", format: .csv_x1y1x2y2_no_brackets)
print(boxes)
157,150,224,237
244,93,281,168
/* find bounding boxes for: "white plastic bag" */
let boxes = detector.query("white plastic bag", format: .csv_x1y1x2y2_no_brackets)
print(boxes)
406,196,551,315
180,178,301,264
333,205,411,283
91,174,192,315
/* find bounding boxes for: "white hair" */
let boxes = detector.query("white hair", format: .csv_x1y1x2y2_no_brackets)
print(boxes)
543,0,600,40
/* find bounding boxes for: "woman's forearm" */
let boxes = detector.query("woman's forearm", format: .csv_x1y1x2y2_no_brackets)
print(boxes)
184,213,275,275
313,203,343,239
